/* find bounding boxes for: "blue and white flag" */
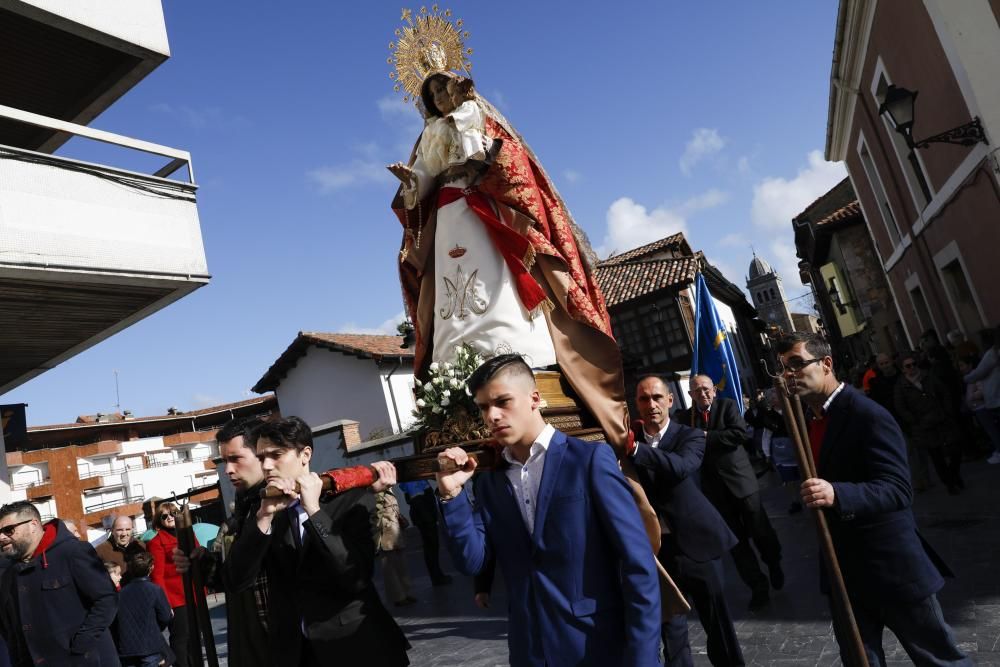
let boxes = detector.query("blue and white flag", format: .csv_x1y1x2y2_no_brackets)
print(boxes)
691,273,744,413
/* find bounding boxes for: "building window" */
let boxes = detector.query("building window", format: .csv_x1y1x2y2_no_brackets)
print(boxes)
908,285,933,336
770,288,777,300
940,258,983,336
858,137,902,253
611,299,689,366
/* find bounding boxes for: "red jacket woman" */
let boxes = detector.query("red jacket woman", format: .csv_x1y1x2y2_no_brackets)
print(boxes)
147,501,201,667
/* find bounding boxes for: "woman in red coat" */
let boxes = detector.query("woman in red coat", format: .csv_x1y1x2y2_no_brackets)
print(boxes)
147,502,200,667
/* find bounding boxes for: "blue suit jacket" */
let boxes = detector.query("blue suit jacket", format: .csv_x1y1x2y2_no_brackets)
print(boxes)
631,420,737,563
439,430,661,667
820,385,950,602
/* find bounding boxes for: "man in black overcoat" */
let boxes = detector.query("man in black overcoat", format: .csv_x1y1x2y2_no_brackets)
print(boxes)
675,374,783,610
778,332,970,666
228,417,410,667
630,375,744,667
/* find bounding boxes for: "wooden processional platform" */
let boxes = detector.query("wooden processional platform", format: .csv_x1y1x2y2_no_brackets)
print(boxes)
393,370,604,481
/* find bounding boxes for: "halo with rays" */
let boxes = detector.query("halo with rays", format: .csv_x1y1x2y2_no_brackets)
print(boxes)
388,5,473,104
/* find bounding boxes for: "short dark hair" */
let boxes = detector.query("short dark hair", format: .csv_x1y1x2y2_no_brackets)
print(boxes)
103,561,121,573
0,501,40,524
216,416,265,449
899,350,920,364
254,416,313,454
776,332,832,360
636,374,673,396
467,354,535,397
127,551,154,578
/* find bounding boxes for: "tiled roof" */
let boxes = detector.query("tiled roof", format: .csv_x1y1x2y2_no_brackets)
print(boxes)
595,257,700,308
28,395,276,432
253,332,412,393
794,177,851,220
816,200,861,227
599,233,691,266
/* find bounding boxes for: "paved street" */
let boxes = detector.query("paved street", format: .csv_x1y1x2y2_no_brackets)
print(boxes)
205,458,1000,666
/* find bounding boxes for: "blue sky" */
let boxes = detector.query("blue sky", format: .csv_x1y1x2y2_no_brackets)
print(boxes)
3,1,847,425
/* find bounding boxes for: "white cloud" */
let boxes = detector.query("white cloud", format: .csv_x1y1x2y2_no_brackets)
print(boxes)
750,150,847,230
307,161,393,192
597,189,729,257
769,238,808,293
677,188,729,215
563,170,582,184
737,156,751,175
679,128,726,176
599,198,688,258
338,311,407,336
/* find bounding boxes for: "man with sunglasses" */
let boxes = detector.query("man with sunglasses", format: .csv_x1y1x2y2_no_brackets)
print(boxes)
776,332,969,666
0,501,120,666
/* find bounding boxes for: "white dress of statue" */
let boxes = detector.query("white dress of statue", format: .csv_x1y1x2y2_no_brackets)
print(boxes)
400,98,556,368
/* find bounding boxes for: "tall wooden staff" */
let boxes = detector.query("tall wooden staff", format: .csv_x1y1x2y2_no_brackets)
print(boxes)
175,504,220,667
765,364,869,667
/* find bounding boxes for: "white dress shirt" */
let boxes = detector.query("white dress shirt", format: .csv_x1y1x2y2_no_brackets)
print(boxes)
640,420,671,448
822,382,846,414
502,423,555,534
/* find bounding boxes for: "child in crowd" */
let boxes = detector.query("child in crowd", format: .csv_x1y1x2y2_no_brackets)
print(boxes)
114,552,173,667
104,561,122,591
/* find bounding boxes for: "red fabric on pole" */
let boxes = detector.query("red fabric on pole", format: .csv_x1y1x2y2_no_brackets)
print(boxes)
323,466,377,495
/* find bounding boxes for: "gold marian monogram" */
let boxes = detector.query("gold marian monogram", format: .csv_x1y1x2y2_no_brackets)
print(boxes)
439,264,488,320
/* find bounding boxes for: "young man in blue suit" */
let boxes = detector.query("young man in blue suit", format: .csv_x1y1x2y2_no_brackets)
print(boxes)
778,332,970,666
630,375,744,667
435,354,663,666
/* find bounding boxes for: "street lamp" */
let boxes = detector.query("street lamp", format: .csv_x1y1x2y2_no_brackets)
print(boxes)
878,84,988,150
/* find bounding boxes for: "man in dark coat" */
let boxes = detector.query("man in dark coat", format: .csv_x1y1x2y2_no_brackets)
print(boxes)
675,374,783,610
778,332,971,666
175,416,271,667
630,375,744,667
0,502,120,667
228,416,410,667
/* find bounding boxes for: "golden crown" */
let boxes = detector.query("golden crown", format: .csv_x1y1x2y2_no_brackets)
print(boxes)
387,5,473,104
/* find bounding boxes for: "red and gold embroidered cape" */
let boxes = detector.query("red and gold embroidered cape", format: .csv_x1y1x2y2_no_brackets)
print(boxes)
391,105,630,451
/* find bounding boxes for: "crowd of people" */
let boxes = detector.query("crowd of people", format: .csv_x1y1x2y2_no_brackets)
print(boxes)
0,329,994,666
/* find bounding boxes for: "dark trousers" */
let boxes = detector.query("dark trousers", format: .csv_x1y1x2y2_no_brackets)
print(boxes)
927,444,963,489
714,489,782,593
832,592,970,666
660,542,744,667
169,605,201,667
415,520,447,581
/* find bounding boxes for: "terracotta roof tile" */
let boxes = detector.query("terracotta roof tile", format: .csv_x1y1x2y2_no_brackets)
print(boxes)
815,200,861,226
599,233,691,266
253,332,412,393
595,257,700,308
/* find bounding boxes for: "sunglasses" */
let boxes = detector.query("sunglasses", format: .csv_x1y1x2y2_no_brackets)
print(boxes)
159,512,176,519
0,519,33,537
779,357,824,373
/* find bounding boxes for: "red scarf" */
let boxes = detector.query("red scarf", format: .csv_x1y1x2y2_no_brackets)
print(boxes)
438,187,549,314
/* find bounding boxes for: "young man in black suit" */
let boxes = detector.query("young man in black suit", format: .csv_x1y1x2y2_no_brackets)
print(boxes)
778,332,970,666
631,375,744,667
675,374,783,610
228,417,410,667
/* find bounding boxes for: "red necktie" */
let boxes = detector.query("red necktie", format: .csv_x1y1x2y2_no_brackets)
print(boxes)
702,410,710,426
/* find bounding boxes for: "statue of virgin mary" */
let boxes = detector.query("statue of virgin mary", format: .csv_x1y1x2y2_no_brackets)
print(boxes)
386,8,630,452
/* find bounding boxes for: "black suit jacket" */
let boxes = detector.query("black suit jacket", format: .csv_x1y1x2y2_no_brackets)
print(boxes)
228,487,409,667
632,421,737,563
819,385,949,603
675,397,758,500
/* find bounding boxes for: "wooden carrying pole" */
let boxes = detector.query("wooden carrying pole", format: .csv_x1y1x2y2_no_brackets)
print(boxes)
175,505,220,667
773,376,869,667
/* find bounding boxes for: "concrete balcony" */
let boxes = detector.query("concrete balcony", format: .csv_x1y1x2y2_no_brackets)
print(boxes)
0,105,209,394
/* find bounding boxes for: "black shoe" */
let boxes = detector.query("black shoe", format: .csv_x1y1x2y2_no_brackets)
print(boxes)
768,563,785,590
431,575,453,586
748,589,770,612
